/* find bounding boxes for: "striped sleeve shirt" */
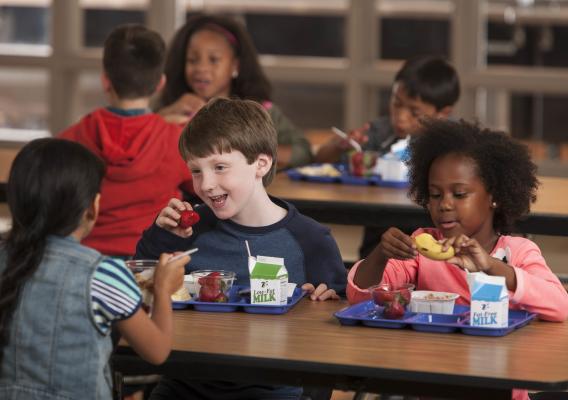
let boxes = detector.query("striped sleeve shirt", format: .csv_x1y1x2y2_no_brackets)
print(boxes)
90,257,142,334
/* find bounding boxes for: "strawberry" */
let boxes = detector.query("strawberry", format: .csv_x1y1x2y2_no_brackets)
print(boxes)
398,289,411,305
383,301,405,319
372,288,395,306
199,284,220,302
198,272,227,302
178,210,200,229
350,152,364,176
214,293,228,303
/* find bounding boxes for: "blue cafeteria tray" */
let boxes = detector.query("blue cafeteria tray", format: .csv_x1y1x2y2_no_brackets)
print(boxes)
172,285,306,314
287,163,408,188
334,301,537,337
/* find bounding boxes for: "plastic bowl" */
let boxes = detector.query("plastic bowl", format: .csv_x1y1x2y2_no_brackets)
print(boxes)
369,283,415,307
126,259,158,308
409,290,460,314
348,150,379,177
183,274,197,296
190,270,236,303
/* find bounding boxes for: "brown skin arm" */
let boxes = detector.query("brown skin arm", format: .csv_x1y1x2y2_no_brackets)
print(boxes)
314,137,345,163
353,227,417,289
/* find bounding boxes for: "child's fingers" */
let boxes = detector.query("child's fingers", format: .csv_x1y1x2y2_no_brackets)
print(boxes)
308,283,328,300
317,289,340,301
301,283,315,293
439,237,455,252
453,234,471,249
155,253,186,294
157,207,182,227
389,228,415,248
167,198,186,211
384,233,416,259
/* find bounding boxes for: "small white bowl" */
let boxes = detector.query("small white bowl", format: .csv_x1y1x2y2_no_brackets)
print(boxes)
410,290,460,314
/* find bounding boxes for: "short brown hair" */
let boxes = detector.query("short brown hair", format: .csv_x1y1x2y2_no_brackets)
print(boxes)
103,24,165,99
179,98,278,186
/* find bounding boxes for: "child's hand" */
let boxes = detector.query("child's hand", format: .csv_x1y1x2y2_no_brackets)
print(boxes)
153,253,188,297
159,93,206,125
348,123,370,145
177,93,206,116
301,283,340,301
445,235,493,272
156,198,195,238
336,123,370,151
377,227,417,260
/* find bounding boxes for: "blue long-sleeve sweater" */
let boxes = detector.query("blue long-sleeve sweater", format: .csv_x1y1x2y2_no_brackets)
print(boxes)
136,197,347,295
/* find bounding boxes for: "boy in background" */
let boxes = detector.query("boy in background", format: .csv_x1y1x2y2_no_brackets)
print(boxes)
315,56,460,258
136,97,346,399
59,24,193,257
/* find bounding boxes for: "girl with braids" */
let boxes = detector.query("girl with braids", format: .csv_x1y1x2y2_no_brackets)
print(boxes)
347,120,568,400
0,138,189,399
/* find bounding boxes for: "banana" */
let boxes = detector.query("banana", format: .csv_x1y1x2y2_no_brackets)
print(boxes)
414,233,455,261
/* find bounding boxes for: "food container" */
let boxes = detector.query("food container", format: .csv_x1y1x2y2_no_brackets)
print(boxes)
126,259,158,309
369,283,415,319
183,274,197,296
348,150,379,177
190,270,236,303
410,290,460,314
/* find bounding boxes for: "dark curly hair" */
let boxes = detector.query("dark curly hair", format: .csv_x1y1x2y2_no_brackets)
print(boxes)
407,119,539,234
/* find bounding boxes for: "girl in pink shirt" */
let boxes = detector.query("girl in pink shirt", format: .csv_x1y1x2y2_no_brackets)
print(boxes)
348,119,568,400
348,119,568,399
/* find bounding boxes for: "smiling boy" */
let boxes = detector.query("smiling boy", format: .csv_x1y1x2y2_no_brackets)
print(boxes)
136,97,346,399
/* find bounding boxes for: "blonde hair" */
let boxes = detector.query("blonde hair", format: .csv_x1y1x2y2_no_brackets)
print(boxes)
179,97,278,186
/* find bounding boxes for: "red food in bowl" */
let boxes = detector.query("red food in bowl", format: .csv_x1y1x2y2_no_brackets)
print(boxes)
369,283,415,319
192,270,235,303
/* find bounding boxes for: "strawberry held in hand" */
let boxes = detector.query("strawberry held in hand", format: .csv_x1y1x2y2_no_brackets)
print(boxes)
178,209,200,229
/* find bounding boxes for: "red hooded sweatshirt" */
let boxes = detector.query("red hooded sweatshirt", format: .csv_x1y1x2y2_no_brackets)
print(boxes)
59,108,193,256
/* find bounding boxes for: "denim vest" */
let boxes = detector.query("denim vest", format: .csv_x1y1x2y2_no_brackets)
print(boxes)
0,235,112,400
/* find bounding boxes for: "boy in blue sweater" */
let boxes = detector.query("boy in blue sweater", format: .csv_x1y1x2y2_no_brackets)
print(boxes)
136,97,346,399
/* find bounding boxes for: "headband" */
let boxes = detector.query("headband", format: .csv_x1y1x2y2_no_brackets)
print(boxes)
201,23,239,48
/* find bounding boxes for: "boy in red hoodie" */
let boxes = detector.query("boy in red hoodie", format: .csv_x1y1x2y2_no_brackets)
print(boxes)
60,24,193,257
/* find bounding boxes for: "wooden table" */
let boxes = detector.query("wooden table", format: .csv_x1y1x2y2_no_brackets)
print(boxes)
113,299,568,399
268,174,568,236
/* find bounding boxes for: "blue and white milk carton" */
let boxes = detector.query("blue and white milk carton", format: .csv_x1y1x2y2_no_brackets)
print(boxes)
248,255,288,305
467,273,509,328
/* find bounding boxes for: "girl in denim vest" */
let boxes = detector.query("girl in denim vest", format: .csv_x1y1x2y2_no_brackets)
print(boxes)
0,138,189,400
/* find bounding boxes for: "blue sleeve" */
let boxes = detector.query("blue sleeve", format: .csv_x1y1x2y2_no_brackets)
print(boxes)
286,214,347,296
135,205,216,262
135,223,194,260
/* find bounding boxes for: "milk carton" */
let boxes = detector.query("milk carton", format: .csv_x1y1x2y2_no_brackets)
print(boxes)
248,255,288,305
467,273,509,328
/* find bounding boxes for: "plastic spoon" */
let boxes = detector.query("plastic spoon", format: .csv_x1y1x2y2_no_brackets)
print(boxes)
331,126,363,152
168,248,198,263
